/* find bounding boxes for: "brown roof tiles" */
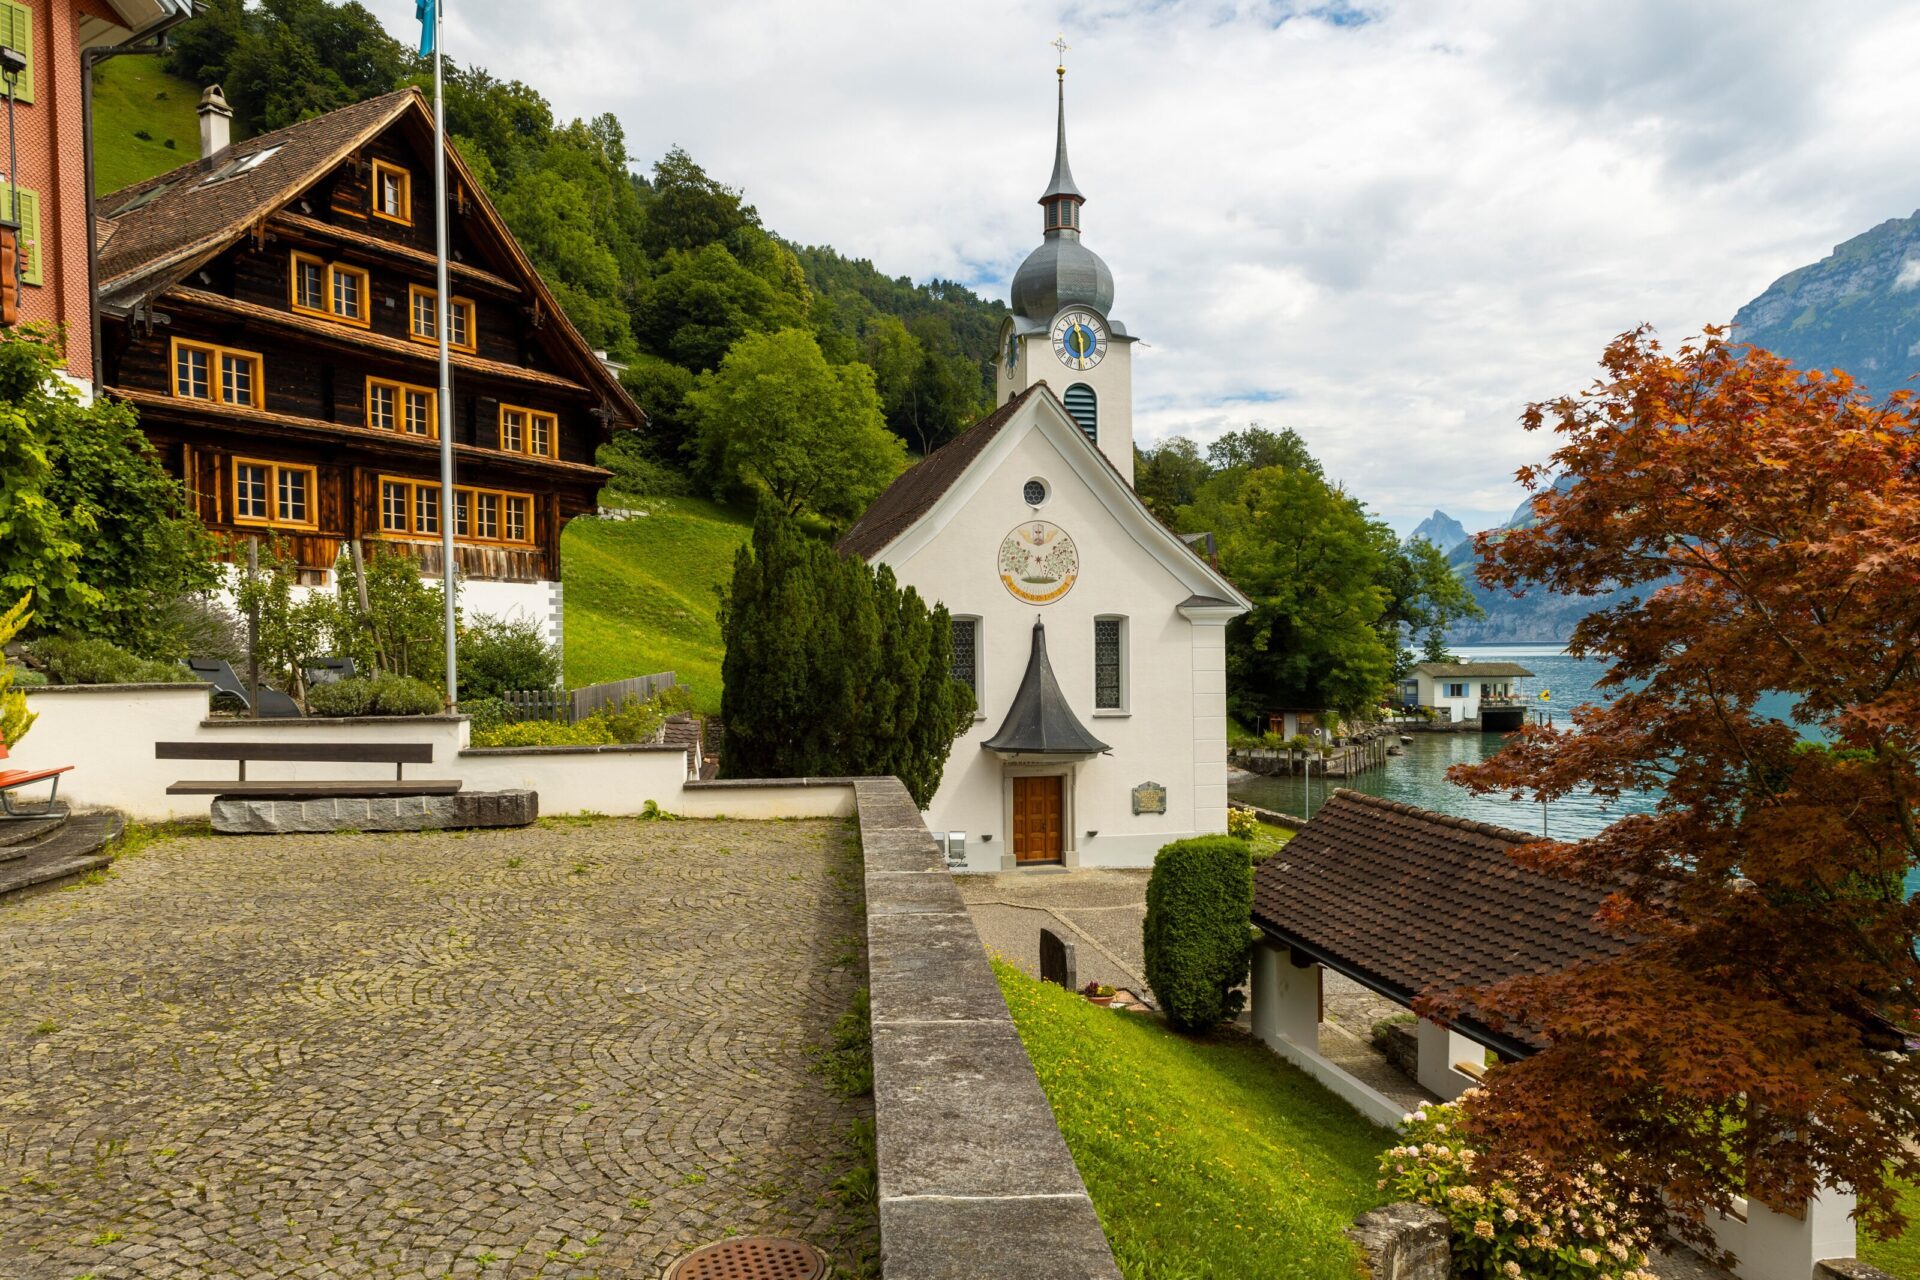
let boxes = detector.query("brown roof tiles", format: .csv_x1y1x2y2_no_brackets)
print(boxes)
1252,788,1631,1050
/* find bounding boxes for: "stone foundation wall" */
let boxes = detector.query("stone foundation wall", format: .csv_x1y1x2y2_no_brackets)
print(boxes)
211,790,537,834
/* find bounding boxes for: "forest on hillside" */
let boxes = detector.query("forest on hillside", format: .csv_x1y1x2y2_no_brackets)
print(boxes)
155,0,1004,502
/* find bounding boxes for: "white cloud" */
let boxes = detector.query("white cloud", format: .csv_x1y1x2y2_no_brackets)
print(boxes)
368,0,1920,534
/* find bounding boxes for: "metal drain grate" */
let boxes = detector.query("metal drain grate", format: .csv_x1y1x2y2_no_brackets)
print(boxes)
664,1236,829,1280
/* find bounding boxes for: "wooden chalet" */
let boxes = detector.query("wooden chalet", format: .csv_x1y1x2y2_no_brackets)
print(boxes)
92,87,641,590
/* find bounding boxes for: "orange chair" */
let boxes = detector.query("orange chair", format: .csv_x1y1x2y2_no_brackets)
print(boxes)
0,743,72,818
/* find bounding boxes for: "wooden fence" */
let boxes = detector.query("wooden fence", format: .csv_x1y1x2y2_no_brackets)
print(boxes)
571,672,677,721
494,672,679,725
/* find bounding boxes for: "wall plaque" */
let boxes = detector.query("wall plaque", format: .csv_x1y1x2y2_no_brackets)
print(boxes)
1131,781,1167,815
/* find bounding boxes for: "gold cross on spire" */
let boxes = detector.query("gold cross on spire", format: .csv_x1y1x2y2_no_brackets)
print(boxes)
1051,33,1070,77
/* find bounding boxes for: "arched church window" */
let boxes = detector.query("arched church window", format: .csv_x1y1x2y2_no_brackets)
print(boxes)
1064,383,1097,443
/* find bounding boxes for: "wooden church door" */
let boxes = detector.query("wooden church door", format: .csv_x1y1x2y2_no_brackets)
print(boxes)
1012,775,1064,865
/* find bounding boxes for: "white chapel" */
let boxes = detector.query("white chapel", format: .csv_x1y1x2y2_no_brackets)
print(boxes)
837,58,1248,871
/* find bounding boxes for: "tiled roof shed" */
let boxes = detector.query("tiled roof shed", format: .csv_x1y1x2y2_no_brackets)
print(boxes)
1411,661,1535,679
1251,789,1632,1057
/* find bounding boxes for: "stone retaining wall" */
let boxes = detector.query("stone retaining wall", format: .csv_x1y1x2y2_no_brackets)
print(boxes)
853,777,1120,1280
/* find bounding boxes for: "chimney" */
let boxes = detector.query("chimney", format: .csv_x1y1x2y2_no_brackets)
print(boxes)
198,84,232,160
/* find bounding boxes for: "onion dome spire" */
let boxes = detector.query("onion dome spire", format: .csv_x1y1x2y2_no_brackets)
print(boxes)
1009,38,1115,321
1040,37,1084,234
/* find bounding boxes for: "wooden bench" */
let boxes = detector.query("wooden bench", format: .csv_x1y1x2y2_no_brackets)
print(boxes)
155,742,461,798
0,743,72,817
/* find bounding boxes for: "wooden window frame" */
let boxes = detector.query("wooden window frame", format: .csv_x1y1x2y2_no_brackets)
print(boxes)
371,159,413,226
377,476,535,547
289,252,371,328
364,375,438,439
171,337,263,408
497,402,558,459
407,284,476,353
231,457,318,531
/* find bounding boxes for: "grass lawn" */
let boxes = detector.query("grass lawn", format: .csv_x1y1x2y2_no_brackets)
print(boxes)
560,497,751,715
91,55,211,195
1861,1179,1920,1277
995,959,1392,1279
1246,821,1294,863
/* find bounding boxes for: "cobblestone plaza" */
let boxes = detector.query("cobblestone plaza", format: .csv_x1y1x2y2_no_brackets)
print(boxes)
0,819,874,1279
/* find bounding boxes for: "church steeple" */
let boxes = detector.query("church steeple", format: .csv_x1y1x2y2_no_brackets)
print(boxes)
1041,41,1084,235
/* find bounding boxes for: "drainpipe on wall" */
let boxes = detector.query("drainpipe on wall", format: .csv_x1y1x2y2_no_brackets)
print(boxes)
82,5,196,389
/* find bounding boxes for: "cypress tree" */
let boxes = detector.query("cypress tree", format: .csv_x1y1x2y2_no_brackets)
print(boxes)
719,506,972,805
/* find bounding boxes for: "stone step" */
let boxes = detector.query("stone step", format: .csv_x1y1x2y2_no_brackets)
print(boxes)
0,812,124,902
0,811,67,850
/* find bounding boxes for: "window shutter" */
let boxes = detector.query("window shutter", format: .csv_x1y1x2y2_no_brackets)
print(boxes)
0,226,15,323
0,1,32,104
0,184,38,285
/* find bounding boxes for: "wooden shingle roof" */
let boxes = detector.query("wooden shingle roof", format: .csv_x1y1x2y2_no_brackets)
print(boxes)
1252,789,1631,1051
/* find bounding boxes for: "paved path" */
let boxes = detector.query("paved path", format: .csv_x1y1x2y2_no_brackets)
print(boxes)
956,868,1152,997
0,818,874,1279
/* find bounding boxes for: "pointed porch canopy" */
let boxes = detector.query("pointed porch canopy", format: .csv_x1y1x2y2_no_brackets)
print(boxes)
982,620,1109,761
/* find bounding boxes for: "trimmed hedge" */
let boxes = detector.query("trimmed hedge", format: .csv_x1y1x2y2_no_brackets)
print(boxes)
1143,835,1254,1033
307,673,443,717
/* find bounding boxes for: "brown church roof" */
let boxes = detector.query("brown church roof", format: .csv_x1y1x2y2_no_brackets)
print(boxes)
836,384,1043,559
1252,789,1631,1052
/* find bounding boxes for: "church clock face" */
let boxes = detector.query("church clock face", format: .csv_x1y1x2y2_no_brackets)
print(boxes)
1051,310,1107,371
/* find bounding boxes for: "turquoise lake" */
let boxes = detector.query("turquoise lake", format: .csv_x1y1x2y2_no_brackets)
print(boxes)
1227,643,1798,843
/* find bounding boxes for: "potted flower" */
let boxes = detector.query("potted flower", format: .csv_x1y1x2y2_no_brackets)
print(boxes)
1081,981,1116,1007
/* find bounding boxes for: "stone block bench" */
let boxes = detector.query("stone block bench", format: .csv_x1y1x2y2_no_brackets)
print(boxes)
156,741,536,834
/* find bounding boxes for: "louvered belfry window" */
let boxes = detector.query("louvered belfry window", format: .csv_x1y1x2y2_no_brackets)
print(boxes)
1064,383,1097,443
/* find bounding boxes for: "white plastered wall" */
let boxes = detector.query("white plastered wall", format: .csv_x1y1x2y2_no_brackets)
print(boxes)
879,407,1228,869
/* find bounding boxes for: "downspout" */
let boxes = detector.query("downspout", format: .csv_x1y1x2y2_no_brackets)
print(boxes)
83,5,195,388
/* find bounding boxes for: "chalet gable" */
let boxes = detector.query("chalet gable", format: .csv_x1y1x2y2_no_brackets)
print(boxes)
95,87,641,430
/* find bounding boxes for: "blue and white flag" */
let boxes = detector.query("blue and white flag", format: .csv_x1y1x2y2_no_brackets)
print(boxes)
416,0,436,57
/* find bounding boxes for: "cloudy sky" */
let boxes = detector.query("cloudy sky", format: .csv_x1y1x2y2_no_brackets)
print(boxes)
367,0,1920,534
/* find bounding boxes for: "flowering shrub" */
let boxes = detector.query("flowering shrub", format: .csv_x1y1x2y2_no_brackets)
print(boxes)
1227,806,1260,841
1379,1098,1657,1280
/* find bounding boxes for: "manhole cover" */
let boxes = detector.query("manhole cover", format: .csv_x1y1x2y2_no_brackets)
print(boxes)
664,1236,829,1280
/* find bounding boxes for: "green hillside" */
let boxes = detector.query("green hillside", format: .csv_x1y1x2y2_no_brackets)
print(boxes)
91,55,212,195
560,498,752,715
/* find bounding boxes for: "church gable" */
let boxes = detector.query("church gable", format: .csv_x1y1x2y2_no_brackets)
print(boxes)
855,385,1247,611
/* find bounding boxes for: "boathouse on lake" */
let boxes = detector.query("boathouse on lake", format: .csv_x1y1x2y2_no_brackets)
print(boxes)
1401,660,1532,729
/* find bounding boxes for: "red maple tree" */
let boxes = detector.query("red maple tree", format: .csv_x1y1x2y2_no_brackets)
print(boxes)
1440,327,1920,1252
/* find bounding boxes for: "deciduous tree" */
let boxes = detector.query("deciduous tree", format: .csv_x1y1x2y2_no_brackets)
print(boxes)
688,328,906,524
1440,327,1920,1257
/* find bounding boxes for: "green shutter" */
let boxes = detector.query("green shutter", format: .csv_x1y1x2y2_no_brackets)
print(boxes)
0,183,39,285
0,2,32,105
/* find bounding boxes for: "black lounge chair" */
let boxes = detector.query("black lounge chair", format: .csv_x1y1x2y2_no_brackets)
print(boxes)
183,658,303,718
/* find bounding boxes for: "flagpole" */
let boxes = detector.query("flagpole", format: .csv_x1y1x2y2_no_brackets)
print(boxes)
431,0,457,708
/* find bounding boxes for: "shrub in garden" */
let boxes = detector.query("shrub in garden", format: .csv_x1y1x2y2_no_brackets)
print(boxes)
1141,835,1253,1032
466,693,676,749
1380,1100,1658,1280
306,673,443,717
456,613,560,703
26,634,196,685
1,595,35,746
1226,807,1259,842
